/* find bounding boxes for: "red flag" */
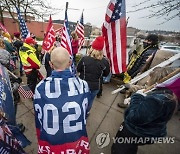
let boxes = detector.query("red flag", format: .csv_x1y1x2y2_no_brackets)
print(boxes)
156,73,180,100
102,0,127,74
42,15,56,51
75,12,85,51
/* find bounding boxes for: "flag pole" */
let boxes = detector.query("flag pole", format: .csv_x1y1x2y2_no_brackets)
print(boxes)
143,68,180,93
66,2,69,11
111,53,180,94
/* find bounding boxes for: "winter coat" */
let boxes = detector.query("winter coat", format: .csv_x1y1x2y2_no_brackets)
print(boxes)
71,39,79,55
77,56,110,90
19,43,40,74
124,89,176,137
127,45,158,78
13,39,23,52
0,48,11,66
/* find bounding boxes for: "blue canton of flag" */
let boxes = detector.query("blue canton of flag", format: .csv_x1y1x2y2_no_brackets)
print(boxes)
111,0,123,21
16,8,30,39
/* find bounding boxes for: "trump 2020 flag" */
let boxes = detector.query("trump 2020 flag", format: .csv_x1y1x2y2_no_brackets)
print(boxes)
61,8,76,76
16,7,30,39
42,15,56,51
102,0,127,74
75,11,85,51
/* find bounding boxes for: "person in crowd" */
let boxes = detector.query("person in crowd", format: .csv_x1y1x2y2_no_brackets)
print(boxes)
0,38,11,68
3,32,16,53
54,35,61,47
97,56,110,98
0,28,4,39
34,47,91,153
19,37,41,93
71,31,79,65
3,32,18,68
31,33,40,60
112,69,179,154
118,67,175,108
44,46,55,77
77,36,110,112
122,34,159,83
13,32,24,76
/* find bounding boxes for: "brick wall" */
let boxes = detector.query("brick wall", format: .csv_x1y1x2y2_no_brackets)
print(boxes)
3,17,63,39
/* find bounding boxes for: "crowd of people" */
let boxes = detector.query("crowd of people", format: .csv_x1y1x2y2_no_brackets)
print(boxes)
0,26,179,154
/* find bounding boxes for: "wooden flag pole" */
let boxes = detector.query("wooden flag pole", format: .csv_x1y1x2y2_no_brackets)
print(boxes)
7,69,18,79
111,53,180,94
143,68,180,93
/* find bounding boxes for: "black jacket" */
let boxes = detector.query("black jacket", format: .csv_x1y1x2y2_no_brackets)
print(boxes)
13,40,23,52
77,56,110,90
128,45,158,78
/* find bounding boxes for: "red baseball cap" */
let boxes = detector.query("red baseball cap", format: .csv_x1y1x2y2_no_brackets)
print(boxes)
14,32,21,38
25,37,36,45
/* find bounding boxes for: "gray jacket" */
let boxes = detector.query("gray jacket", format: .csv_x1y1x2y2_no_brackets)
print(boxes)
0,48,11,66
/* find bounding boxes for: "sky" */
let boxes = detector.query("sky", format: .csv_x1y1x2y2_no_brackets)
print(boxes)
48,0,180,32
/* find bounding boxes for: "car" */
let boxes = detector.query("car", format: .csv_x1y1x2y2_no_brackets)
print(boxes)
160,45,180,53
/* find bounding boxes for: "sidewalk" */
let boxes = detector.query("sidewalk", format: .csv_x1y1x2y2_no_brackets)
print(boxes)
16,67,180,154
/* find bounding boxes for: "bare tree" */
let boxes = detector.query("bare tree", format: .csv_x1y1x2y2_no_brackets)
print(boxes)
129,0,180,24
0,0,62,24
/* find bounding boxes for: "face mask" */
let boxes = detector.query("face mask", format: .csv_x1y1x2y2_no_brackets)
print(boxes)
143,42,150,49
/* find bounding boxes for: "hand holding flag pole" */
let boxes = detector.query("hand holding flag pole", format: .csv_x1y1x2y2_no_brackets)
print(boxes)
143,68,180,94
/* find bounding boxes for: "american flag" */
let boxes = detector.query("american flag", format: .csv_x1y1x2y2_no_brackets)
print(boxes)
18,85,34,99
61,9,76,75
102,0,127,74
75,11,85,51
16,8,30,39
55,27,63,38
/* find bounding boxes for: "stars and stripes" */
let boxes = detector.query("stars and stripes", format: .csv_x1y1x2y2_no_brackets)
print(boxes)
75,12,85,51
61,10,72,55
102,0,127,74
16,7,30,39
55,27,63,38
61,9,76,76
18,85,34,99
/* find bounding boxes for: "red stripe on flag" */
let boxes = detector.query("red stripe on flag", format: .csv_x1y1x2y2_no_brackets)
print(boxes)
111,22,119,73
109,3,115,11
120,18,127,71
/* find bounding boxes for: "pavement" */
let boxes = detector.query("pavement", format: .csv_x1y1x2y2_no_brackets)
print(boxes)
15,66,180,154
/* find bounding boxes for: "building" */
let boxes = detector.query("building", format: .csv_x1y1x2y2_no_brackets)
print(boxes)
1,11,63,38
